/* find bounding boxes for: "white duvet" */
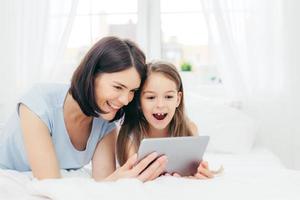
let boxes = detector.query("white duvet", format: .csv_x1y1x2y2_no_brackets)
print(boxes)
1,147,300,200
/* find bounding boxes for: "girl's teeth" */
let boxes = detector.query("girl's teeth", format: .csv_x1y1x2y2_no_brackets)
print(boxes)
153,113,167,120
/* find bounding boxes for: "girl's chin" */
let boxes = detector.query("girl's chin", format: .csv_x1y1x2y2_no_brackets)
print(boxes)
149,122,169,130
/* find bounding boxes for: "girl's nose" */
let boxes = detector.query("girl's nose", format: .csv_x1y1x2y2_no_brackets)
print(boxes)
156,98,165,108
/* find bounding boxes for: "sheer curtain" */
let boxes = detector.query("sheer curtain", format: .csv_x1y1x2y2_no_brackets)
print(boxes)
201,0,285,100
201,0,300,169
0,0,78,122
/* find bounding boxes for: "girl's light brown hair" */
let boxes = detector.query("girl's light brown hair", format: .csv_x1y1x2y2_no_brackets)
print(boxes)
117,61,193,165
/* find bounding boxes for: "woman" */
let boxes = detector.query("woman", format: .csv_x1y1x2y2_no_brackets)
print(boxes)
0,36,167,181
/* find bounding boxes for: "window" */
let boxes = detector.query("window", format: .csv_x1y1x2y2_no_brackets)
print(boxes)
64,0,220,84
161,0,219,84
63,0,138,81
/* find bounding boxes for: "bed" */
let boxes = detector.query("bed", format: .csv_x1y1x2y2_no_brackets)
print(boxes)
0,146,299,200
0,92,300,199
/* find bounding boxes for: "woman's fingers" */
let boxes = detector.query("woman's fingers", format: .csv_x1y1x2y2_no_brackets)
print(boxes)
122,153,138,170
163,173,172,176
147,156,168,180
138,155,168,182
122,157,216,181
132,152,158,175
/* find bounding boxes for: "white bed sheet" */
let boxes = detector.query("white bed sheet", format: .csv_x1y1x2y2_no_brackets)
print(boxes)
1,147,299,200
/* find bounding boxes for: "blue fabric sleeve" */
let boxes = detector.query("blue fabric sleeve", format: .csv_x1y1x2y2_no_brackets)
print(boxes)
17,85,52,132
98,121,116,141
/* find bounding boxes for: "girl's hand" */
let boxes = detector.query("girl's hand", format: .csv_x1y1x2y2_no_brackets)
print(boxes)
193,160,214,179
105,152,168,182
164,161,215,179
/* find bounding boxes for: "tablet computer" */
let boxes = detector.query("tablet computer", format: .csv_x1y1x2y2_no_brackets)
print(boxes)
137,136,209,176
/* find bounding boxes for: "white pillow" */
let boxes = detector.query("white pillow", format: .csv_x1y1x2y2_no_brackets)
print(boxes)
185,94,257,154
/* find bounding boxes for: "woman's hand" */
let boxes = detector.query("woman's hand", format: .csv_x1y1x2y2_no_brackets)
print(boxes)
105,152,168,182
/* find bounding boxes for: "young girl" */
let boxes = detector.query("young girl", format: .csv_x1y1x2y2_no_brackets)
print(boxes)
117,61,214,179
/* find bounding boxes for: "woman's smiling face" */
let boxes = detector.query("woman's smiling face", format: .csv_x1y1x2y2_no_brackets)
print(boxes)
94,67,141,120
140,72,182,132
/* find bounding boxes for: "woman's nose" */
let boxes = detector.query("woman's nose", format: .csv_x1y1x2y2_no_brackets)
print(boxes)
118,92,131,106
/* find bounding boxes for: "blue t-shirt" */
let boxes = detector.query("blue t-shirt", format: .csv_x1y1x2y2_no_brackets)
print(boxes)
0,83,116,171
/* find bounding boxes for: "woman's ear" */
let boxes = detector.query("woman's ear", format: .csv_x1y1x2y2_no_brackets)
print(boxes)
176,91,182,107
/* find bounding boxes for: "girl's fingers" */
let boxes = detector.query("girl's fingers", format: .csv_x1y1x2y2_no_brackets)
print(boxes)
194,172,208,179
201,161,209,169
197,161,214,178
211,165,224,175
197,166,214,178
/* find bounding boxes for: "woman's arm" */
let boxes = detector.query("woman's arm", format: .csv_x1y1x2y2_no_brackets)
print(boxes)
19,104,61,179
93,132,168,182
92,128,117,181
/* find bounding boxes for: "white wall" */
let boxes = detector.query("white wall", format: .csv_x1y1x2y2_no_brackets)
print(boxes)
283,0,300,169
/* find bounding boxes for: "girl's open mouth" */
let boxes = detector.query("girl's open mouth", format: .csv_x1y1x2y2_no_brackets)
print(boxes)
153,113,167,120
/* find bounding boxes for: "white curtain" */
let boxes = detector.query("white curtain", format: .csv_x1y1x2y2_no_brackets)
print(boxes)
0,0,78,121
201,0,300,169
201,0,285,100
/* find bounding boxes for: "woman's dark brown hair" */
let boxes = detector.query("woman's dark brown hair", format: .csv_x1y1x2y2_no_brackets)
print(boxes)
69,36,146,121
117,61,193,165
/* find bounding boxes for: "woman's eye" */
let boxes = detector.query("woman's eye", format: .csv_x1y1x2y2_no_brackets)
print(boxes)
130,89,138,94
114,86,122,90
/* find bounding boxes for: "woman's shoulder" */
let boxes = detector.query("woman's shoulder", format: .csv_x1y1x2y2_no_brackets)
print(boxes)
29,83,68,97
21,83,69,106
17,83,69,126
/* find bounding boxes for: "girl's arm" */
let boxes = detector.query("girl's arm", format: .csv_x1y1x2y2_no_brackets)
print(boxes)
92,128,117,181
19,104,61,179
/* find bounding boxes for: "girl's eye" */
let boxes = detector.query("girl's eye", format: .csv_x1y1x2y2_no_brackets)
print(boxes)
166,95,174,99
146,96,155,100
